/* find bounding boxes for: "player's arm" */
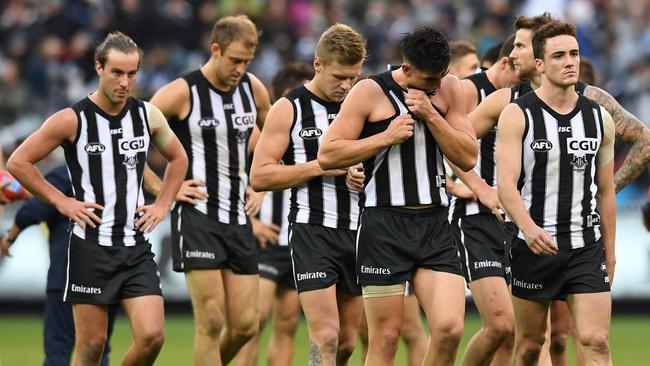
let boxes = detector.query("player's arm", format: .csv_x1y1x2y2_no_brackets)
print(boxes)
583,85,650,192
595,108,616,284
150,78,190,121
469,87,511,139
496,103,556,256
135,104,188,233
409,75,477,171
460,78,479,114
318,79,414,170
446,158,504,222
7,109,103,229
249,73,271,130
250,98,342,192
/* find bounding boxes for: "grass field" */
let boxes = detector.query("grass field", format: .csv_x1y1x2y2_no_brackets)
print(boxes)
1,314,649,365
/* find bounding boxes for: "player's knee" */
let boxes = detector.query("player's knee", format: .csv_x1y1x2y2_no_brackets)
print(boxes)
435,320,464,348
516,337,545,362
486,317,514,344
336,338,356,362
77,336,106,362
136,328,165,353
231,316,259,342
579,331,610,355
311,327,340,353
375,326,402,348
549,329,569,355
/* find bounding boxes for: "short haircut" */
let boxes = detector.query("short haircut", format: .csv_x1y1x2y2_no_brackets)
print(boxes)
94,31,140,68
481,42,503,66
210,15,259,53
498,34,516,59
579,58,597,86
514,12,559,32
399,26,451,74
532,22,577,59
271,63,314,101
315,23,367,66
450,40,477,61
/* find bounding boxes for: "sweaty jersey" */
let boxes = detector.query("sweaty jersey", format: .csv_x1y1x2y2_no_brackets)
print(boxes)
359,70,448,208
515,91,604,249
65,97,151,246
170,70,257,225
282,85,359,230
450,71,498,220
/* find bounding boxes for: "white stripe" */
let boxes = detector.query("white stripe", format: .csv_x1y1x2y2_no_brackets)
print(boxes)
414,118,432,203
457,218,472,282
292,98,311,224
177,205,184,270
519,109,535,240
280,190,291,246
63,232,73,301
591,107,603,241
74,111,92,240
312,100,338,228
96,114,115,246
121,110,138,246
211,90,231,224
355,220,363,284
542,109,560,238
140,104,152,241
436,147,449,206
349,191,359,230
189,86,208,215
387,144,405,206
233,87,249,225
569,112,586,248
363,150,387,207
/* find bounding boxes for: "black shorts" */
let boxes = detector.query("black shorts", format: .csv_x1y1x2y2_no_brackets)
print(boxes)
289,223,360,295
356,207,463,286
451,214,508,283
64,235,162,304
510,238,610,301
503,221,517,283
171,204,257,274
258,244,295,289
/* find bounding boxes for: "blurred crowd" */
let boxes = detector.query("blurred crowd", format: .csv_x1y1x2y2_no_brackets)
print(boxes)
1,0,649,200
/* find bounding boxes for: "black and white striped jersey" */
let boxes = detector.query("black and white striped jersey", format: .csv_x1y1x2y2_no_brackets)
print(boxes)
257,189,290,246
65,97,150,246
170,70,257,225
359,70,448,208
450,72,498,220
282,85,359,230
515,91,604,249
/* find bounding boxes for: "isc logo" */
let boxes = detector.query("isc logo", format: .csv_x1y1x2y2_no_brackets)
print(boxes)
233,113,255,127
567,138,598,154
84,143,105,155
118,137,147,154
530,139,552,152
299,127,322,140
198,117,220,129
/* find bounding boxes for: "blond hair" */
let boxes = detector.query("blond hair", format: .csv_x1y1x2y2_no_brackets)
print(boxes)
210,15,259,53
315,24,367,66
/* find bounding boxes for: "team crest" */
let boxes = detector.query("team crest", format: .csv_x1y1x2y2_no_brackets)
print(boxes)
123,155,138,170
236,129,249,142
570,155,588,172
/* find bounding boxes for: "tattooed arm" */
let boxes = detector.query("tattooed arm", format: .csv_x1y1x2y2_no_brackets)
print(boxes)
583,85,650,191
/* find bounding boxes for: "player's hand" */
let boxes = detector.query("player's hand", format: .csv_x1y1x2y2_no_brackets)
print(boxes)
55,197,103,229
475,186,505,223
382,114,415,146
135,202,168,233
0,180,12,205
346,164,365,192
605,251,616,287
251,218,280,249
314,161,347,177
405,89,438,121
245,188,265,217
522,224,557,256
176,179,208,205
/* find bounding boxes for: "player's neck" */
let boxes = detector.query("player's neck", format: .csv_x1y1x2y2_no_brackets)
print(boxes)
484,67,501,88
536,82,578,113
200,61,232,92
391,68,409,91
305,78,334,103
529,73,542,90
88,91,126,116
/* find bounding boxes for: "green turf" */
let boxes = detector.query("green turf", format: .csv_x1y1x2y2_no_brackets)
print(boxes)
0,314,648,365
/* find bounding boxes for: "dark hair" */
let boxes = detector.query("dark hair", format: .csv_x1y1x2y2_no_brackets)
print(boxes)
399,26,450,74
498,34,516,59
481,42,502,66
532,22,577,59
271,63,314,101
579,57,597,86
94,31,140,68
514,12,559,32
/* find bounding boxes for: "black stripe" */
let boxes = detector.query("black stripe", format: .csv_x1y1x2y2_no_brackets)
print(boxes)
110,105,129,246
64,107,85,203
400,137,419,205
132,101,147,244
272,191,285,227
555,112,573,248
284,98,298,223
85,108,104,244
197,81,219,219
528,102,548,230
374,151,391,207
581,100,599,244
299,94,324,226
425,133,442,206
222,92,242,224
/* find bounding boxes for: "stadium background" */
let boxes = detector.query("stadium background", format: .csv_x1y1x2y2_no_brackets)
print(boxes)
0,0,649,364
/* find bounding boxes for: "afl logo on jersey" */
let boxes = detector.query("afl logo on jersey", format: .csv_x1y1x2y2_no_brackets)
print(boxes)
198,117,220,129
299,127,323,140
530,139,553,152
85,143,105,155
118,137,147,155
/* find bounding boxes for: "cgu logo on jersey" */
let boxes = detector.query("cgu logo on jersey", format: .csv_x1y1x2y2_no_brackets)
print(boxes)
530,139,553,152
299,127,323,140
118,137,147,155
567,138,598,155
198,117,220,129
85,143,105,155
232,113,255,129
